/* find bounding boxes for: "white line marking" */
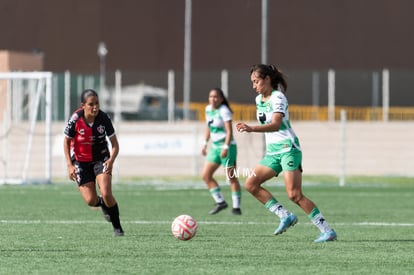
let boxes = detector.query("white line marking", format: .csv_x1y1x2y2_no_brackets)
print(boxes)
1,220,413,227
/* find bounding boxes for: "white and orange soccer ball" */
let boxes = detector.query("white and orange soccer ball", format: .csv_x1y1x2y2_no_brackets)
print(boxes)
171,214,198,241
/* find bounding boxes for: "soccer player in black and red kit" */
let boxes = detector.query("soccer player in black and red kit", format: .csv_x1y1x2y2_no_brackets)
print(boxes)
63,89,124,236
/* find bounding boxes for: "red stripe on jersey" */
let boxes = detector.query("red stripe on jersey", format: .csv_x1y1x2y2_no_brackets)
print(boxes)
73,118,93,162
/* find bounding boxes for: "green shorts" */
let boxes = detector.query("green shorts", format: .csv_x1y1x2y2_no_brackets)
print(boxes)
206,144,237,167
259,147,303,175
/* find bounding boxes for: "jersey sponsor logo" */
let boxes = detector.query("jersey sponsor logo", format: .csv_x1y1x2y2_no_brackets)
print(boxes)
207,118,214,126
78,129,85,135
258,112,266,124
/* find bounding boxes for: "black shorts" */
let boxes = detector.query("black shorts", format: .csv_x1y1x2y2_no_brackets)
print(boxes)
73,161,107,186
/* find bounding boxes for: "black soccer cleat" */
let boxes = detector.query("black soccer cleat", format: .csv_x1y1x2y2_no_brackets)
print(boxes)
209,201,228,215
113,228,124,237
231,208,242,215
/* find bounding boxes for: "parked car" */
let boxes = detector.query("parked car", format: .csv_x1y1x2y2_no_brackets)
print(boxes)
101,84,183,120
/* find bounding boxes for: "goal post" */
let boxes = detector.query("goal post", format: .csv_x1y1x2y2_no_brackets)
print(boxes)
0,72,53,184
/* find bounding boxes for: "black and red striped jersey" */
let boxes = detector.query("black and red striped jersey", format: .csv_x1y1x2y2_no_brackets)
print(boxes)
64,109,115,162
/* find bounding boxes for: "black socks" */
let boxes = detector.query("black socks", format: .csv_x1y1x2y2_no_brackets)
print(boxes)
107,203,123,231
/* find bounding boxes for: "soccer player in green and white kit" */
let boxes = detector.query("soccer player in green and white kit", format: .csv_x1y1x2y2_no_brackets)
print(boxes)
201,88,242,215
236,64,337,242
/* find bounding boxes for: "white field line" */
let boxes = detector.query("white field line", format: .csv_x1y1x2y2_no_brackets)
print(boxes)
0,220,413,227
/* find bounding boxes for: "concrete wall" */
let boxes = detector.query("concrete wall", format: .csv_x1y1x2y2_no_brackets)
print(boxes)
2,121,413,183
0,0,413,72
49,121,414,180
1,2,414,106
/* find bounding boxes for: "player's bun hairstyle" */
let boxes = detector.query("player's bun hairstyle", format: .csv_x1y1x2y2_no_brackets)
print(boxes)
80,89,99,103
250,64,288,92
210,87,233,113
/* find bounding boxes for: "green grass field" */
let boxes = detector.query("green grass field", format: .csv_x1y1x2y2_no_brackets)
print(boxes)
0,177,413,274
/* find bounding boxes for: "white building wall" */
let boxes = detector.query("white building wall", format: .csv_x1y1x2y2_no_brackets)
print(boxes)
48,121,414,179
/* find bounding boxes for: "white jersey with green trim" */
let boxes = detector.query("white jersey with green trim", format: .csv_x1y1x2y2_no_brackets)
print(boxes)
255,90,301,155
205,104,236,147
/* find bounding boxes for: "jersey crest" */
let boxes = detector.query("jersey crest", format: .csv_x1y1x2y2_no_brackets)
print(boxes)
97,125,105,134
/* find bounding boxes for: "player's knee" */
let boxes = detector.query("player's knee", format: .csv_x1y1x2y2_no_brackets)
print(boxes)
244,179,258,194
85,197,97,207
287,192,303,204
201,172,213,183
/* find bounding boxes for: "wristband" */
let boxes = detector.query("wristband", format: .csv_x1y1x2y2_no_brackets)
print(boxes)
222,144,229,150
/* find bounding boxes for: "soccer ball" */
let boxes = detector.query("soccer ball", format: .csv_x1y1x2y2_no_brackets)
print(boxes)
171,214,198,241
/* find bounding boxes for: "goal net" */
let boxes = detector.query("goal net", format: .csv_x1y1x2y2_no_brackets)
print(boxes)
0,72,52,184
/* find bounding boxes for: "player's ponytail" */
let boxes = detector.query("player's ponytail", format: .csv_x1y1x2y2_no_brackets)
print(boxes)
268,65,288,92
212,87,233,113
